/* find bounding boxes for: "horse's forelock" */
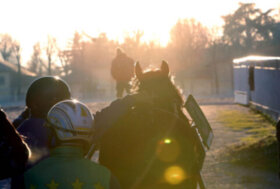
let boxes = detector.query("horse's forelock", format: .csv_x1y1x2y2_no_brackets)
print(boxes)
141,70,166,80
132,69,184,107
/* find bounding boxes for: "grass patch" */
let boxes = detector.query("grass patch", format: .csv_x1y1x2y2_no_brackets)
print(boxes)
225,135,278,172
217,107,278,173
218,109,275,139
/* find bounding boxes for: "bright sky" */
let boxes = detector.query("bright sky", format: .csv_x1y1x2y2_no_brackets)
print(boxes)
1,0,279,65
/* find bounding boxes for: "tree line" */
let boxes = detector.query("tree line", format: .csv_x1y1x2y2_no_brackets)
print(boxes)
1,3,279,96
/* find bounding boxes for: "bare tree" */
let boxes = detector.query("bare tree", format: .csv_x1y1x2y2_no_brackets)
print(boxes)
13,41,22,97
70,32,83,76
28,42,45,76
0,34,16,61
46,35,58,75
168,18,210,76
122,30,144,59
0,35,23,96
222,3,276,55
169,19,210,69
58,50,72,77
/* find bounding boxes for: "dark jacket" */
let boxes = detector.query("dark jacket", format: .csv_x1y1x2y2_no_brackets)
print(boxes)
111,53,134,82
17,117,53,168
277,120,280,179
11,117,52,189
0,109,29,180
13,108,30,128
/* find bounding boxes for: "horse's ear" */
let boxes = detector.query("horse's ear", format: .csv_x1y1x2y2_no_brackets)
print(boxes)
161,60,169,76
135,61,143,79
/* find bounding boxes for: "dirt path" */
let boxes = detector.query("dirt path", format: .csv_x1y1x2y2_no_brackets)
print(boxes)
201,105,280,189
3,103,280,188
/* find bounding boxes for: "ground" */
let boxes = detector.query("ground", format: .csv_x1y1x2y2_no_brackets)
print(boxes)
3,102,280,189
201,105,279,189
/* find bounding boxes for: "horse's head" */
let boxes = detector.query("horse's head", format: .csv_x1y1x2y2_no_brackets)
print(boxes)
133,60,184,109
100,62,195,189
135,60,169,81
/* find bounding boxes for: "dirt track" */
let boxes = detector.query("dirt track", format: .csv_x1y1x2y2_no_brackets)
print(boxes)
201,105,279,189
3,103,280,189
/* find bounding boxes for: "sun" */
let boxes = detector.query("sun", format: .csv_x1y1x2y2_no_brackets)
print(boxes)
1,0,279,65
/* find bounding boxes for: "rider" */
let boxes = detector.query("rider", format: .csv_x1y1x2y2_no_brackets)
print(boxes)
15,76,150,165
24,100,121,189
17,76,71,167
11,76,71,188
13,76,150,188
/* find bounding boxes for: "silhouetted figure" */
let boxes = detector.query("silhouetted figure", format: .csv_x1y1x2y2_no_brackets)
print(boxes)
0,109,29,179
100,61,198,189
277,120,280,179
111,48,134,98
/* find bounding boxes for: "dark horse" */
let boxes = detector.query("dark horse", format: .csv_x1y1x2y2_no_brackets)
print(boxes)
0,109,30,179
99,61,197,189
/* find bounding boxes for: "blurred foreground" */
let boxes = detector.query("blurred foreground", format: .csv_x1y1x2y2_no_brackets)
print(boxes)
3,99,279,189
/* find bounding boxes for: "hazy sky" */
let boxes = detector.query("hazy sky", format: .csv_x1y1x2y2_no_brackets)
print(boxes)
1,0,279,65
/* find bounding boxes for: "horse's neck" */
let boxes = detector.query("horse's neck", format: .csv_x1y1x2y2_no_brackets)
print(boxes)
153,100,180,115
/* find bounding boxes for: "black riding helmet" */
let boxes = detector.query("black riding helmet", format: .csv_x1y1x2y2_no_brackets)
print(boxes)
26,76,71,118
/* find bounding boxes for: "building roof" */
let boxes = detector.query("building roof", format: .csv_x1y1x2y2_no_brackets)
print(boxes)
233,55,280,64
0,59,36,77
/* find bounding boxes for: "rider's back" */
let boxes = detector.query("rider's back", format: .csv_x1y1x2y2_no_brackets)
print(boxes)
25,146,111,189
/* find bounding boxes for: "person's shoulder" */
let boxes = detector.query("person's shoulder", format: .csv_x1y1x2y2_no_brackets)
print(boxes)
26,155,56,175
17,118,45,131
87,159,110,171
112,56,119,63
125,55,134,62
17,119,32,132
126,57,134,67
21,117,45,125
24,161,42,178
83,158,110,172
111,57,117,62
24,158,53,188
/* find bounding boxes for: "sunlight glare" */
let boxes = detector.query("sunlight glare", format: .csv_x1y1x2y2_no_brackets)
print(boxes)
164,138,172,144
164,166,186,185
156,138,180,162
72,99,78,104
1,0,279,64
